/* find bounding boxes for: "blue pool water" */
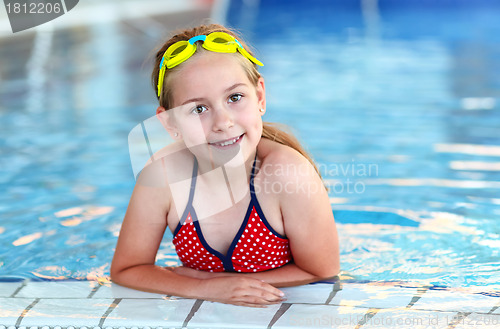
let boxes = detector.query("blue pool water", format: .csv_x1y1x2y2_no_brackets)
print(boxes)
1,0,499,289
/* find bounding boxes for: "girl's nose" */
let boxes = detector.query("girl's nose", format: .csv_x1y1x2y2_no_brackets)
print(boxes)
212,106,234,132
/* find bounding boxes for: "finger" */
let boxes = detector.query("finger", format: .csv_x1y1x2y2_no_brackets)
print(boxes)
242,292,286,305
255,280,286,298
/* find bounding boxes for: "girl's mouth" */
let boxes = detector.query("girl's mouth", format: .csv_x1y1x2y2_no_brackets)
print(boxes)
209,133,244,148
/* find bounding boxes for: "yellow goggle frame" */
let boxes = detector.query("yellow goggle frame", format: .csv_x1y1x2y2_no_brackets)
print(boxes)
157,32,263,97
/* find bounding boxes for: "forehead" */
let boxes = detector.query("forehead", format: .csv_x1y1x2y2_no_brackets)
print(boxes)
171,52,251,104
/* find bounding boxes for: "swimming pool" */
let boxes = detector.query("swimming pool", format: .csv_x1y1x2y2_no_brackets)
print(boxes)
1,0,499,296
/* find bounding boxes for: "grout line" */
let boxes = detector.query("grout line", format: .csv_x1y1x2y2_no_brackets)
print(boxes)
406,285,431,308
87,282,102,298
446,312,472,329
99,298,122,327
487,298,500,314
182,299,204,327
9,281,28,298
325,281,343,304
15,298,40,326
488,306,499,314
267,302,292,329
355,308,380,329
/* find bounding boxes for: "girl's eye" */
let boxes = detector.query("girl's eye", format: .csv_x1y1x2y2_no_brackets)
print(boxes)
192,105,208,114
228,93,242,103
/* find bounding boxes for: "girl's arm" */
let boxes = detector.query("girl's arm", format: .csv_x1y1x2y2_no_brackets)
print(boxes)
110,159,285,307
171,262,335,287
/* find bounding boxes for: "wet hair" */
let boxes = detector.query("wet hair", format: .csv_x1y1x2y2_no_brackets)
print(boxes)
152,24,322,179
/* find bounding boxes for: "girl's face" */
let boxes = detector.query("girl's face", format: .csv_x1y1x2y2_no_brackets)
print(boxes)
164,51,266,167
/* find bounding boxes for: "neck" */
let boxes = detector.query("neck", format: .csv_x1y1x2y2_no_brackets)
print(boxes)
195,149,257,205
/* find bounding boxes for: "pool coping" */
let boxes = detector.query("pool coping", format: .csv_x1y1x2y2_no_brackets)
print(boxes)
1,280,499,328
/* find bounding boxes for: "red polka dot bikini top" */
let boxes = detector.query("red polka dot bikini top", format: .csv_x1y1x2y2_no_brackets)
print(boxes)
172,156,292,272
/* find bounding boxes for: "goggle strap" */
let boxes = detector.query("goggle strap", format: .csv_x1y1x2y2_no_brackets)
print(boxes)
189,35,207,44
238,47,264,66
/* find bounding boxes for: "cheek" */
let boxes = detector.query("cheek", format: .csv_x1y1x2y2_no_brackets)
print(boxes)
179,118,208,145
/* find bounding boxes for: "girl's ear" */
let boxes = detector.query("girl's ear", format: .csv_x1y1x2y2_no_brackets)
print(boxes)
156,106,180,139
256,77,266,113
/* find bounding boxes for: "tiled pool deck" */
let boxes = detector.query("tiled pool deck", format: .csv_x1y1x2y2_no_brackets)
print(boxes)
1,280,499,328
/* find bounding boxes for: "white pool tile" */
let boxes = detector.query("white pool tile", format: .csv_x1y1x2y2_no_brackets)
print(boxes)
0,282,23,297
272,304,367,329
454,312,500,329
329,283,417,309
103,298,196,327
20,298,112,327
92,282,165,299
411,289,500,313
363,308,456,329
16,281,98,298
281,283,337,304
0,298,35,326
188,300,282,328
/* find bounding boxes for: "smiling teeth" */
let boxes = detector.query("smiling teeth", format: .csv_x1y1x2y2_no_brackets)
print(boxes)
213,135,241,147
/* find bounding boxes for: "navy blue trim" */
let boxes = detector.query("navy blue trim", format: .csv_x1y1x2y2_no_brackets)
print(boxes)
249,154,287,240
173,157,198,237
191,212,235,272
250,194,287,240
223,201,254,271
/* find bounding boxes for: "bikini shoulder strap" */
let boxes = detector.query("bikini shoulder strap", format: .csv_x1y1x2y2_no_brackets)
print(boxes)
249,153,258,196
186,156,198,207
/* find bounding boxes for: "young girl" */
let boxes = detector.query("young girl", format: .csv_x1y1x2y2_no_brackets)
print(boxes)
111,24,340,308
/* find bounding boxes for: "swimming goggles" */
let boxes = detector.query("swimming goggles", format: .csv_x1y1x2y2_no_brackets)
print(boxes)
157,32,264,97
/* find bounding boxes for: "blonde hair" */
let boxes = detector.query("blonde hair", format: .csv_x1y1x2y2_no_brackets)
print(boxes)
152,24,322,178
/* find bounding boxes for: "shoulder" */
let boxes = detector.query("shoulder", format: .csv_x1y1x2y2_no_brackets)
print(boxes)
256,138,323,201
138,142,193,187
257,138,318,181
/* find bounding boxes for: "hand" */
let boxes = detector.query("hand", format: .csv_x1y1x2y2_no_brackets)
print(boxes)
198,276,286,308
